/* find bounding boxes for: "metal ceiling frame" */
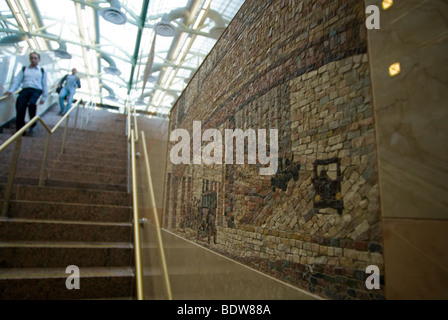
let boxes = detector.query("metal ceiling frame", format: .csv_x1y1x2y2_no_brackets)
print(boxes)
126,0,150,96
0,0,240,117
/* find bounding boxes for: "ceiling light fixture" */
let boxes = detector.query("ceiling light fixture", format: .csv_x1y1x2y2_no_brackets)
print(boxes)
100,0,127,25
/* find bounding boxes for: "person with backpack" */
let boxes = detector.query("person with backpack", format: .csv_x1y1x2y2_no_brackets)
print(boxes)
57,68,81,115
4,51,48,134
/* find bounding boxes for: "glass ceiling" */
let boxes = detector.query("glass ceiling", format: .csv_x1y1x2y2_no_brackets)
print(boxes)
0,0,245,117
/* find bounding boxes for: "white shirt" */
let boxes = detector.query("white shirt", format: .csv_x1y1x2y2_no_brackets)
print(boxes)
9,65,48,101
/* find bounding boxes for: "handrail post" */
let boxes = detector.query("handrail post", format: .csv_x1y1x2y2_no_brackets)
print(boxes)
80,101,86,130
133,107,138,142
131,130,145,300
0,99,82,215
61,115,70,154
39,133,51,187
141,130,172,300
2,136,22,216
74,100,80,129
127,104,131,140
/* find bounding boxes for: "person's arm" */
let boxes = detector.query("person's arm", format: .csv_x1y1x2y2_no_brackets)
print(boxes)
5,68,24,95
59,74,68,86
40,69,48,103
76,77,81,89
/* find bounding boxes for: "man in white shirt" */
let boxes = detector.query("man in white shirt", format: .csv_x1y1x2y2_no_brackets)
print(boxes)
5,51,48,134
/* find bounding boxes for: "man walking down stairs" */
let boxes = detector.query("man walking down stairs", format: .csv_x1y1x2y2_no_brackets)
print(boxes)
0,106,136,299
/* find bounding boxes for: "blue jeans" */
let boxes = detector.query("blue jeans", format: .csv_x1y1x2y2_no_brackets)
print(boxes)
59,87,76,114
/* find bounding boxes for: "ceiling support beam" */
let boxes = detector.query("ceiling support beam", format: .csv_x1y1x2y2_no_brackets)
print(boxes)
24,0,51,50
127,0,150,95
146,0,204,112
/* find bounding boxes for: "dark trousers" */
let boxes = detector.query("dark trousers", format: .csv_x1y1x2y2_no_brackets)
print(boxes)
15,88,42,131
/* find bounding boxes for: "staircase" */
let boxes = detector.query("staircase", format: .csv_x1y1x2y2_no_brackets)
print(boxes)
0,105,136,299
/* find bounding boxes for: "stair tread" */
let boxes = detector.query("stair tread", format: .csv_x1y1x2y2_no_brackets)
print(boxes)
0,240,133,248
0,266,134,279
38,179,128,193
0,217,132,227
7,199,131,209
0,178,128,193
47,168,127,178
2,183,130,195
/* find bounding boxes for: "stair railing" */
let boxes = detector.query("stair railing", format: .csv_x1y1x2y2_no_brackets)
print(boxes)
127,105,172,300
127,103,145,300
140,130,172,300
38,99,83,186
0,99,82,216
130,129,145,300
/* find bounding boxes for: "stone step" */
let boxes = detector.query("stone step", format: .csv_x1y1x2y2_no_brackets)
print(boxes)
0,218,132,243
0,266,135,300
59,148,126,161
55,153,128,168
46,168,127,186
0,184,131,206
0,153,127,177
0,125,127,146
0,157,127,176
0,143,127,162
63,141,127,155
0,176,127,192
41,178,128,192
0,160,127,179
0,241,133,268
0,154,128,174
48,159,127,175
5,200,131,223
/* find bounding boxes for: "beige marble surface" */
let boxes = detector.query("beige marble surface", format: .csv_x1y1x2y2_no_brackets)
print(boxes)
366,0,448,299
142,224,321,300
366,0,448,220
383,218,448,299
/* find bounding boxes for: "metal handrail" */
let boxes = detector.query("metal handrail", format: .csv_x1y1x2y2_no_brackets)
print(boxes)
130,129,145,300
0,99,82,216
0,89,20,102
127,107,172,300
0,83,59,103
126,104,138,143
0,98,81,152
38,99,82,186
127,104,132,141
140,130,172,300
133,106,139,142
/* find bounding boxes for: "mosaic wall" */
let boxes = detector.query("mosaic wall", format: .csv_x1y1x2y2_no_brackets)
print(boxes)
164,0,384,299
